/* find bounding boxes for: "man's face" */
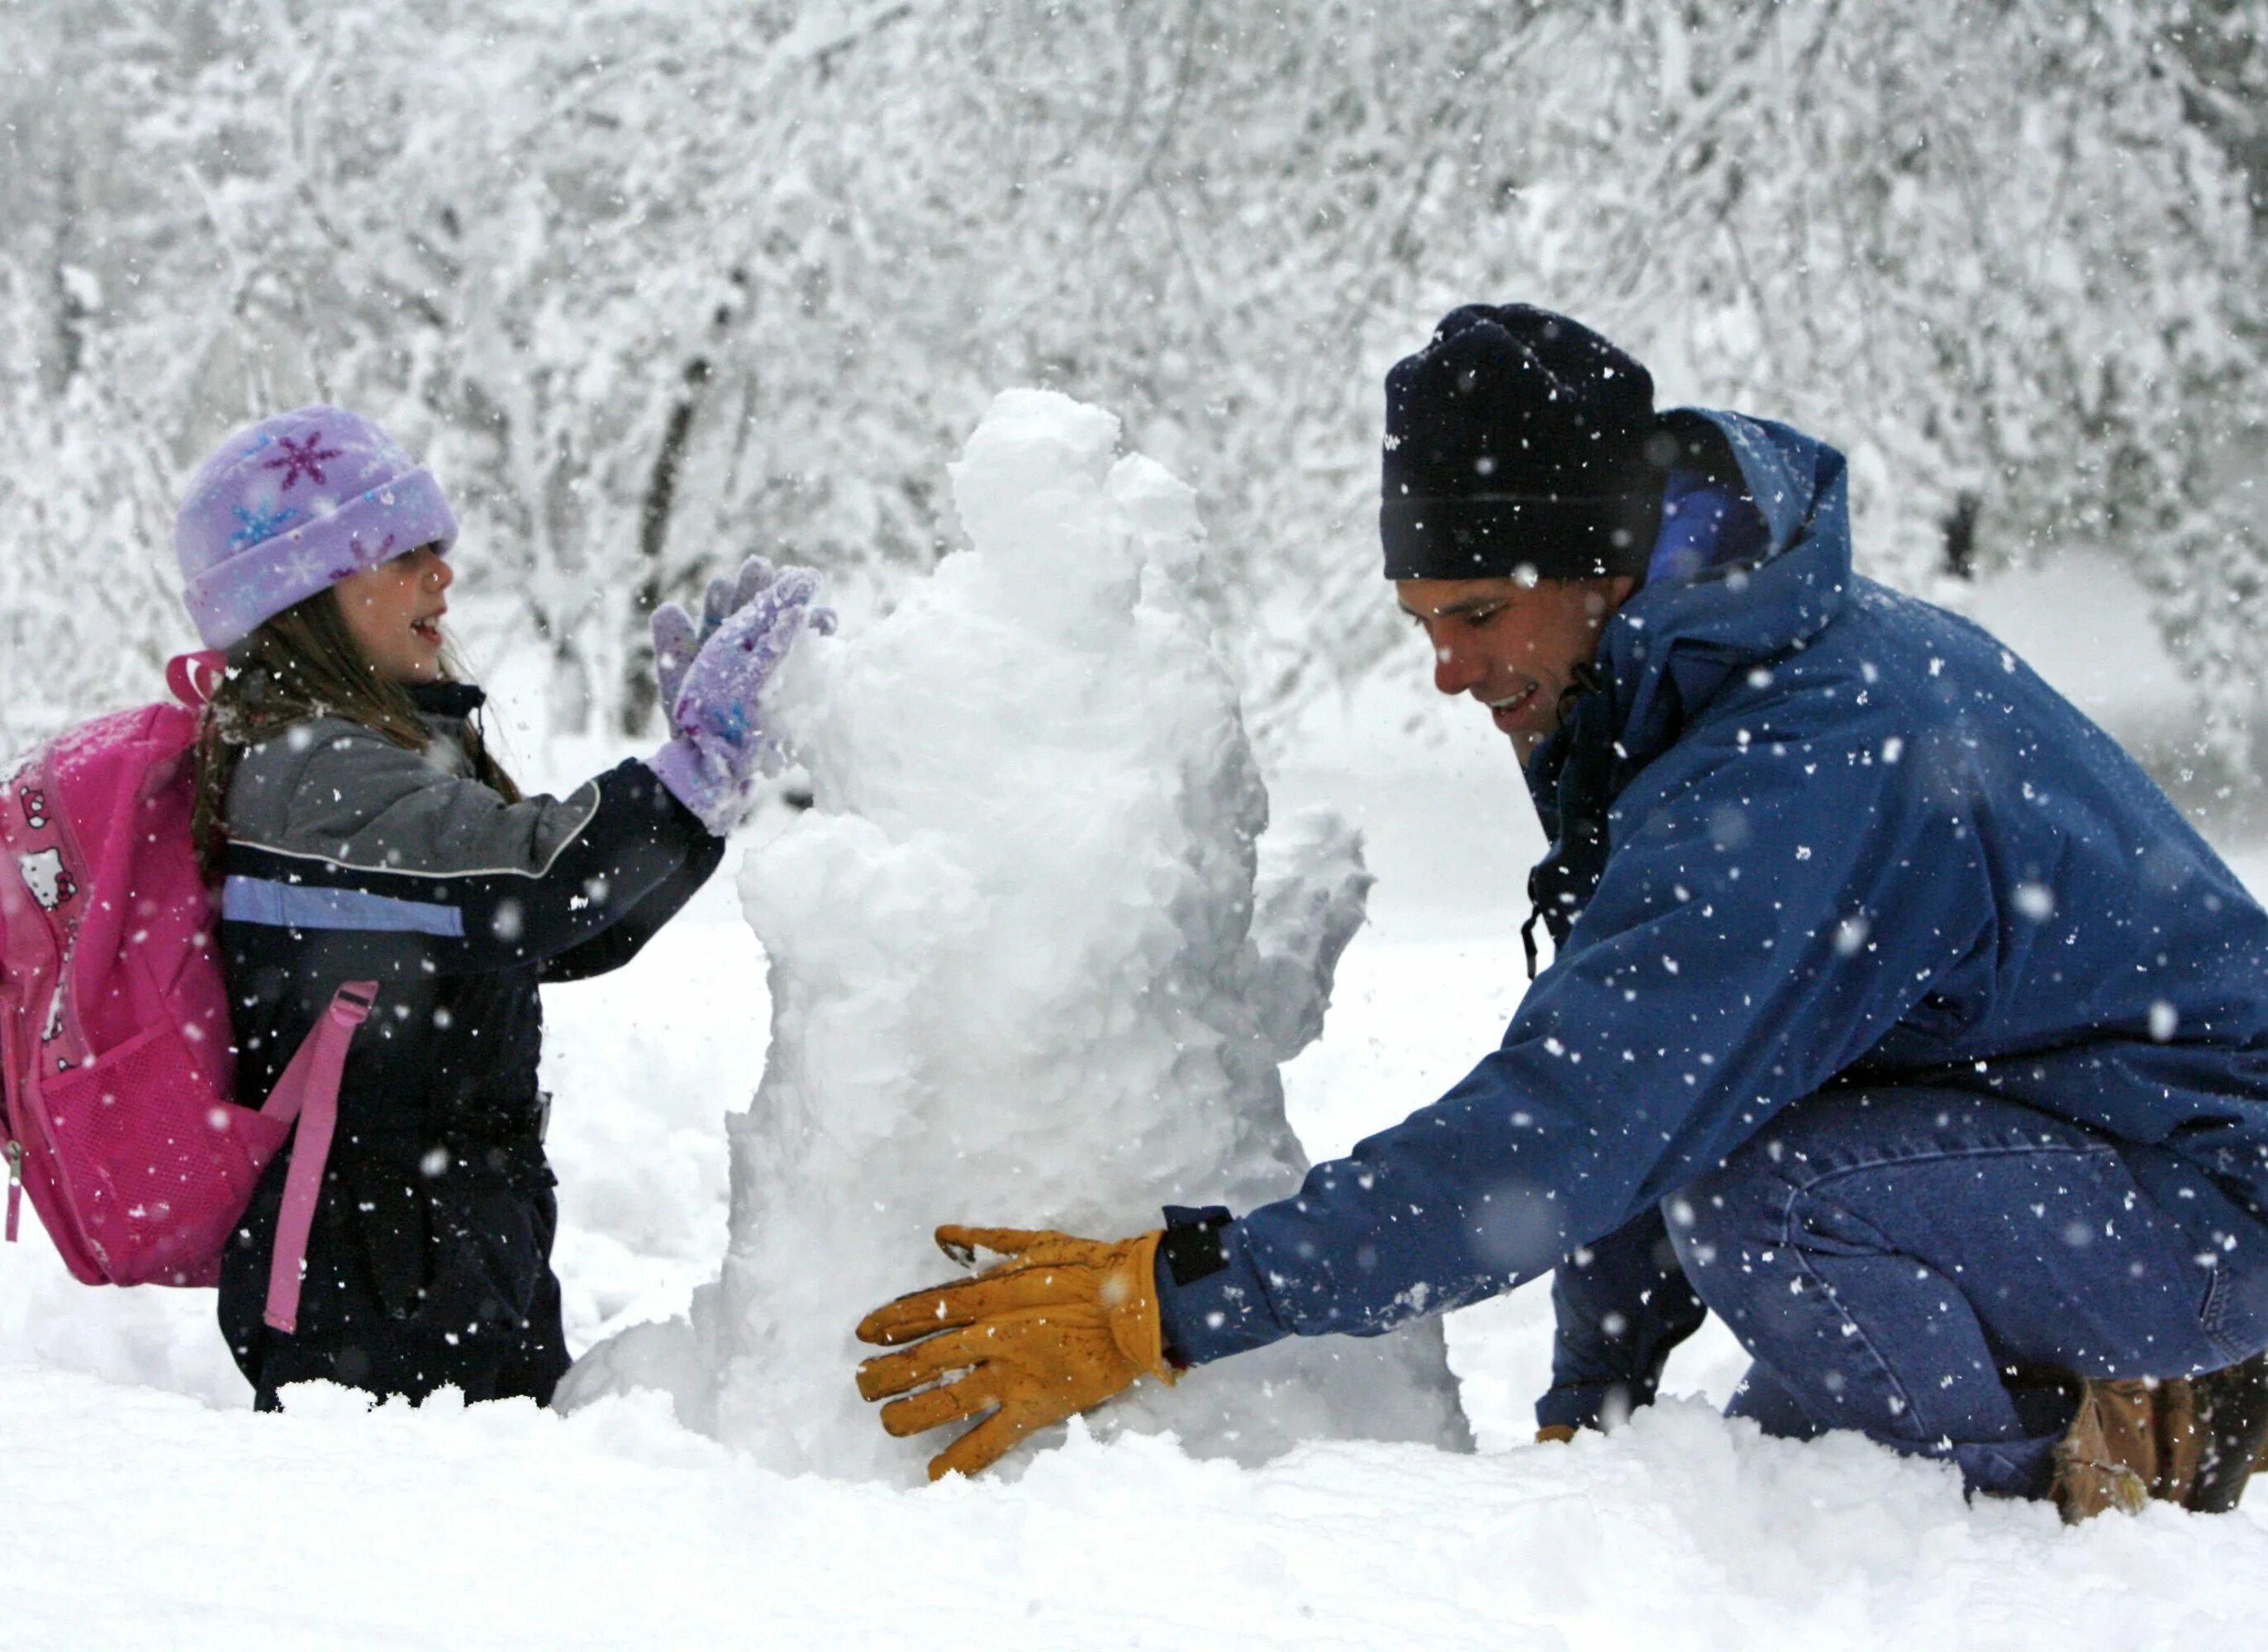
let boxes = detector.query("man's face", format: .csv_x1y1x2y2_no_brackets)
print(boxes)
1396,574,1637,762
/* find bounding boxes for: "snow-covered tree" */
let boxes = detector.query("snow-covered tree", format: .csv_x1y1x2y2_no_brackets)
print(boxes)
2,0,2261,774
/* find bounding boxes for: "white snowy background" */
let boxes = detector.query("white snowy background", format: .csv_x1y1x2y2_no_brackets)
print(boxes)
6,2,2268,1645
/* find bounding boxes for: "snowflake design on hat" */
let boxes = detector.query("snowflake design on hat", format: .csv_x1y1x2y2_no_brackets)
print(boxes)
230,501,302,548
282,544,341,591
264,431,344,492
347,531,398,567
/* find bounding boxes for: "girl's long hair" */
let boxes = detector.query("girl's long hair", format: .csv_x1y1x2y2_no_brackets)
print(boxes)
190,585,520,881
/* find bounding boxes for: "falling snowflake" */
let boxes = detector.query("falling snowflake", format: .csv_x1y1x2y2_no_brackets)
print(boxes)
2012,882,2056,922
229,501,302,548
264,431,344,491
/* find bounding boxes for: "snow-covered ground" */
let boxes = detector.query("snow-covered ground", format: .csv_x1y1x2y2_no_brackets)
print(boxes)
7,553,2268,1648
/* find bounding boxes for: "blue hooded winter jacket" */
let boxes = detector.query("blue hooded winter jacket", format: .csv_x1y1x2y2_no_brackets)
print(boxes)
1158,410,2268,1384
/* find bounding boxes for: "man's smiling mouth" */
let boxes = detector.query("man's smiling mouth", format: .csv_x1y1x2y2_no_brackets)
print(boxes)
1486,683,1536,727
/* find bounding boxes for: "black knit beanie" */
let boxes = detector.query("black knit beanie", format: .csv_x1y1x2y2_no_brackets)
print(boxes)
1380,304,1666,582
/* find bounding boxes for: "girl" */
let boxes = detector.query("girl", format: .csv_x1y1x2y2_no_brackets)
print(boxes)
173,406,822,1409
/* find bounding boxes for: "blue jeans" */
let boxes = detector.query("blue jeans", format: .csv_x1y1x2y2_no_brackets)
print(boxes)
1667,1086,2268,1498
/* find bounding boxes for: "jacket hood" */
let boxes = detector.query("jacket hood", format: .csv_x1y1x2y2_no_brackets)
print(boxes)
1538,409,1854,792
1517,410,1854,967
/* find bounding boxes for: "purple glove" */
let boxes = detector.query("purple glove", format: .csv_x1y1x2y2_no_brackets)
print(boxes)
646,566,830,833
654,558,839,736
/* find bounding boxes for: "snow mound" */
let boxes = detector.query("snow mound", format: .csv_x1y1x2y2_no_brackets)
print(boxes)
563,389,1468,1476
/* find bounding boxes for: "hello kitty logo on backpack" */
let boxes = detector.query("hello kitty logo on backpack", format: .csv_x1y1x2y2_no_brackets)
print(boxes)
0,653,373,1331
3,767,63,912
12,776,50,831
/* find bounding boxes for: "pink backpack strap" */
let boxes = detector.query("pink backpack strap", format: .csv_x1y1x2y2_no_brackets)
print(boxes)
259,981,378,1335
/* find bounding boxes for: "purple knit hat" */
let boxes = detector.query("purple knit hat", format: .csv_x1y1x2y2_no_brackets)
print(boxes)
174,406,459,649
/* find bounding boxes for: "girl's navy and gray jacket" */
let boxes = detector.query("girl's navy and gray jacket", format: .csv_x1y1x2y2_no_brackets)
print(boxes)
213,682,720,1388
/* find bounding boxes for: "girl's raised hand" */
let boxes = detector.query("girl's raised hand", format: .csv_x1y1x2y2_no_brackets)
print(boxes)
654,556,828,732
646,563,834,833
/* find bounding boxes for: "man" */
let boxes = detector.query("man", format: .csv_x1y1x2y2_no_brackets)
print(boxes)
854,305,2268,1517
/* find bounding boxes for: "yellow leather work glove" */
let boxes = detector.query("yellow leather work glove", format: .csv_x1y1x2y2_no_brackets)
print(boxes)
853,1224,1177,1481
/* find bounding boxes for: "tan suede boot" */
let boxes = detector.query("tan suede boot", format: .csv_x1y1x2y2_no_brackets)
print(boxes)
2052,1353,2268,1521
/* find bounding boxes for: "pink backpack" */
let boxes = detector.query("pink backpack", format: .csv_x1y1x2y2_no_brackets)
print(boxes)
0,652,373,1334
